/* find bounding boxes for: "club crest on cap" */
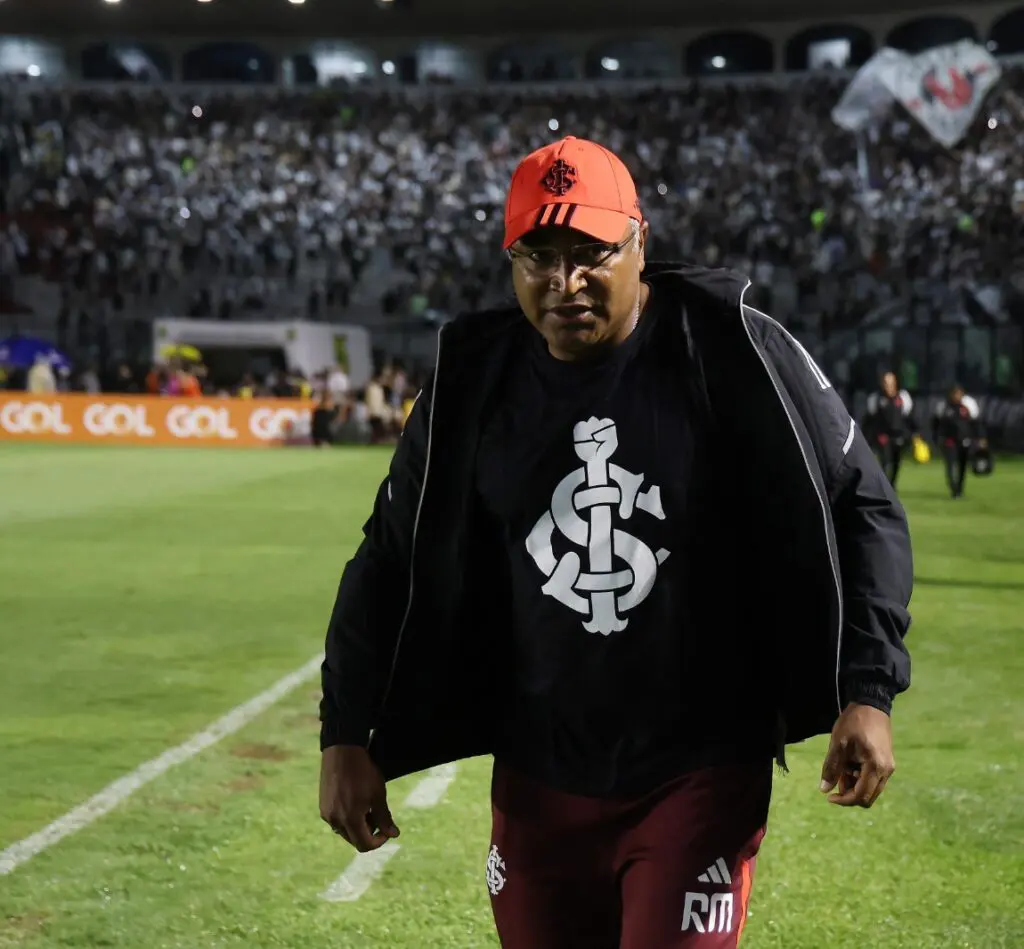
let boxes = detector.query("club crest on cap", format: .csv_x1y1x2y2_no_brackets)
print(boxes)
541,159,577,197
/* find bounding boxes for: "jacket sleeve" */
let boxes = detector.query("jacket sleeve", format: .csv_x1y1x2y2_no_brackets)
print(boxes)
962,395,986,439
899,391,919,436
319,379,433,750
760,321,912,715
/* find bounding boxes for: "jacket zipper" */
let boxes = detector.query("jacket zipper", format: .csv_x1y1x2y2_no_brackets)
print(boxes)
737,282,843,718
372,325,444,729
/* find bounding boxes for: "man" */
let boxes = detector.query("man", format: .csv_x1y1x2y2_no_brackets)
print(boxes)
319,136,913,949
862,371,915,487
932,383,987,499
311,390,339,448
26,353,56,394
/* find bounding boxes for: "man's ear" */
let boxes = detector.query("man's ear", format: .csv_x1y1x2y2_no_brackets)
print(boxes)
638,220,650,272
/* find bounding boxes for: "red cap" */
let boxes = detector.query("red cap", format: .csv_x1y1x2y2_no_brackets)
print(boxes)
503,136,642,250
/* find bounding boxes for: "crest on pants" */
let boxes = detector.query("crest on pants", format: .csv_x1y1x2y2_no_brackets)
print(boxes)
525,417,670,635
485,845,506,896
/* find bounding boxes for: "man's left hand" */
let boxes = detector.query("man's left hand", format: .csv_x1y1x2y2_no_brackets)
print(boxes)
819,703,895,808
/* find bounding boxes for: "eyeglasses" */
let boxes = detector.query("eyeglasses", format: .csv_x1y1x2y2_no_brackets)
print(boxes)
506,234,633,274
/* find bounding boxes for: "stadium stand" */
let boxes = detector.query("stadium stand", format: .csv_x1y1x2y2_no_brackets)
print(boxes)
5,75,1023,317
0,6,1022,445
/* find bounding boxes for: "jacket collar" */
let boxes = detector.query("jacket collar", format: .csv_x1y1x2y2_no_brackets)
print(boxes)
643,261,749,311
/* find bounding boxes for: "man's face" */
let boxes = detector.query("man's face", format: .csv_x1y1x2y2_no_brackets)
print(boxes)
510,222,647,361
882,372,898,397
951,386,965,404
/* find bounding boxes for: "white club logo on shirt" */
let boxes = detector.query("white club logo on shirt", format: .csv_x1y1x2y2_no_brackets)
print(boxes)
525,417,670,635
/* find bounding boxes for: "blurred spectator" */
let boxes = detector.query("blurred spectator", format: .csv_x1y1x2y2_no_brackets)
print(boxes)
364,370,393,443
110,362,141,393
165,359,201,396
311,391,340,447
26,353,55,393
326,363,350,401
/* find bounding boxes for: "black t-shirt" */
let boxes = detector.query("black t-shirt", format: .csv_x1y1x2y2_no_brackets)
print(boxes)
475,288,770,797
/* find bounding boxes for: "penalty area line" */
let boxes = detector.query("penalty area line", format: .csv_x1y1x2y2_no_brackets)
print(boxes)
0,654,323,877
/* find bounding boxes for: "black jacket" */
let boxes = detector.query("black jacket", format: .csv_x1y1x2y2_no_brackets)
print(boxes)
932,394,985,446
862,390,916,443
320,264,913,782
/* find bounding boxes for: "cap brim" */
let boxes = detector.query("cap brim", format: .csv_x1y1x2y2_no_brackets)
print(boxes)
503,205,635,249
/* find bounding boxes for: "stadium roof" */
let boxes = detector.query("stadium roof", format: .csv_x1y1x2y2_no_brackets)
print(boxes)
0,0,957,39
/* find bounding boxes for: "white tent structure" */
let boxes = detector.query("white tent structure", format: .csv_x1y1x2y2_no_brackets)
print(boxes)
152,319,373,387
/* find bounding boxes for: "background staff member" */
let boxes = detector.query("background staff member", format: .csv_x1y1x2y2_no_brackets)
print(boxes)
932,384,987,500
311,392,339,447
862,371,915,487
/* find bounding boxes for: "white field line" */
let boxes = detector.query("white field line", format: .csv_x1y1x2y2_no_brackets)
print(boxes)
321,842,402,902
320,763,458,903
402,762,458,809
0,654,323,877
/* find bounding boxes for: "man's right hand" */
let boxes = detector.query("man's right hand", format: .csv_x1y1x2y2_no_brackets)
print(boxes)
319,745,399,852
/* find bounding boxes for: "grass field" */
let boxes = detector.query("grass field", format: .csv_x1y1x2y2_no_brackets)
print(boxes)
0,444,1022,949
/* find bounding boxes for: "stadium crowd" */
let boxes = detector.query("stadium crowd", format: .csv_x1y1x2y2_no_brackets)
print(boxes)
1,70,1023,408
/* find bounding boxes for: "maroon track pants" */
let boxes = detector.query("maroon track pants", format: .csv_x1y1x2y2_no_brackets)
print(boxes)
486,759,771,949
